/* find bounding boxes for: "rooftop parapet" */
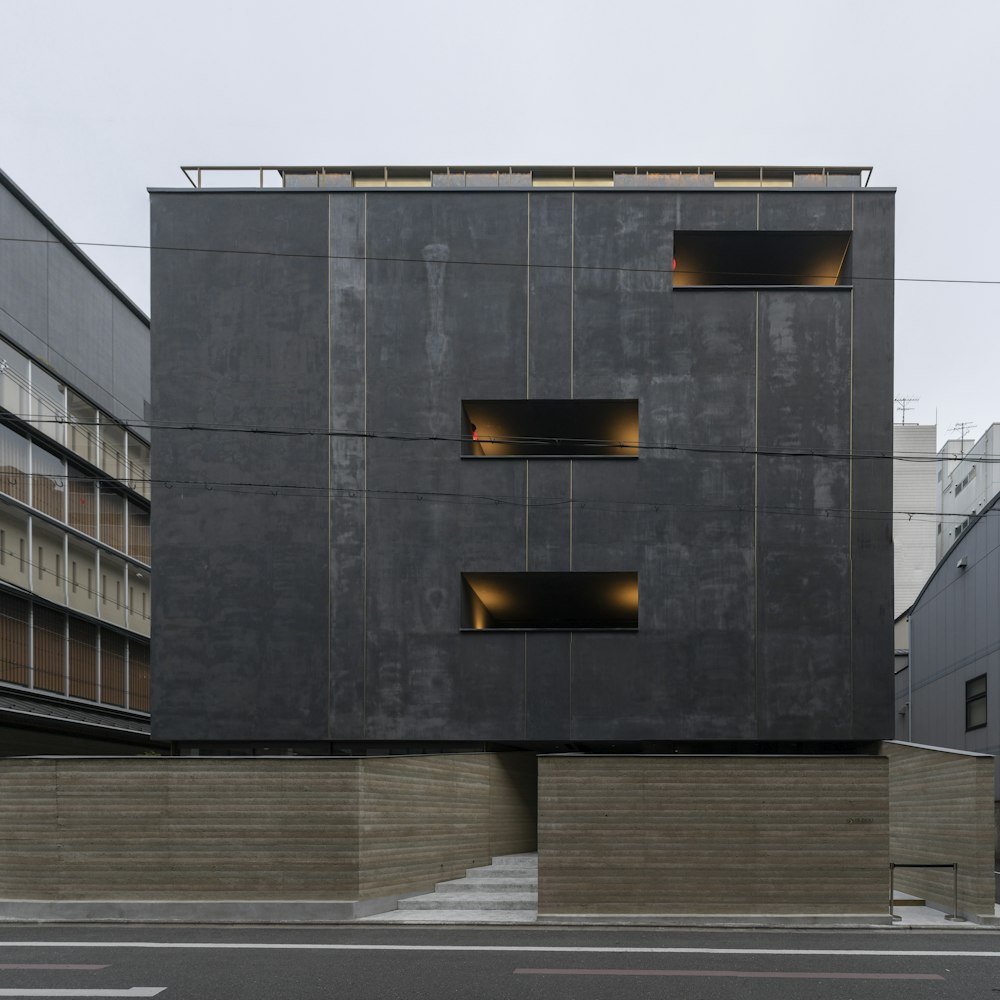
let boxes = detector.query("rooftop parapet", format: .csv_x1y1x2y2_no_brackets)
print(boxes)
179,164,872,191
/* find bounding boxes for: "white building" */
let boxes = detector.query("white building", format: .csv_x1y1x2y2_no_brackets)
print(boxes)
893,423,938,618
937,423,1000,560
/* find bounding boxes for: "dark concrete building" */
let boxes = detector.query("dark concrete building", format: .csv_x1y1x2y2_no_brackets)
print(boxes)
12,166,998,925
0,167,155,754
150,165,894,752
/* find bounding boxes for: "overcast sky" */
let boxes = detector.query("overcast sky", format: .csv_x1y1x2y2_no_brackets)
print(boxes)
2,0,997,450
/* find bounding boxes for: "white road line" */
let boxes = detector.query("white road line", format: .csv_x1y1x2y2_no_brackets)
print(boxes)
0,968,108,972
0,942,998,958
0,991,165,998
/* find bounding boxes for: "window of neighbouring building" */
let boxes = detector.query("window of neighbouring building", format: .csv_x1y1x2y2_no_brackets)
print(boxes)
966,674,987,731
0,425,29,504
31,443,66,521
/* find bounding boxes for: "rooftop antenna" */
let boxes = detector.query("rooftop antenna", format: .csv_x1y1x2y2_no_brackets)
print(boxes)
949,421,977,457
894,396,919,425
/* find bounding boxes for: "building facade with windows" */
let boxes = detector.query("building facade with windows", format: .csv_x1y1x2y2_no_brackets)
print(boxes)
937,423,1000,561
150,164,894,752
0,167,154,754
909,487,1000,834
893,422,938,619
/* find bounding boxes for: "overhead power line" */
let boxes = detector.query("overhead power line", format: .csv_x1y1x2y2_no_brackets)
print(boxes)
6,414,989,464
0,234,998,286
0,473,979,525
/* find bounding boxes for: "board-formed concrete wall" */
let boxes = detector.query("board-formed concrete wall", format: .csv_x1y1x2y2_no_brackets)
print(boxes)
357,752,537,898
0,753,536,903
882,741,995,920
537,754,888,916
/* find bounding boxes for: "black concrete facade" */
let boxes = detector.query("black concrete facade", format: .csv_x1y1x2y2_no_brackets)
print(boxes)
150,172,894,747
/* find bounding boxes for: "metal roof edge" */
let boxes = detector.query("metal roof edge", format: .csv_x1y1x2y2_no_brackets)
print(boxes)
910,487,1000,612
0,166,149,328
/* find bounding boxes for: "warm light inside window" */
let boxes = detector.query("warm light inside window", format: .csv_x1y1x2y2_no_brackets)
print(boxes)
462,400,638,458
462,571,638,630
673,231,851,287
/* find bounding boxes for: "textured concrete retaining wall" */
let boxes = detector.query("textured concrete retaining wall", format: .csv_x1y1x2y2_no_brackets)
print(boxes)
882,741,995,919
488,752,538,855
537,754,888,916
0,752,536,903
357,752,536,898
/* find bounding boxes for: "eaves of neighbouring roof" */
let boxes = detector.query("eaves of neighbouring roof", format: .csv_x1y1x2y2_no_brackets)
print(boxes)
910,488,1000,612
0,166,149,328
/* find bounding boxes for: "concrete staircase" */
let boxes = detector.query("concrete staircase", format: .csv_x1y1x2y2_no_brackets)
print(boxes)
362,852,538,923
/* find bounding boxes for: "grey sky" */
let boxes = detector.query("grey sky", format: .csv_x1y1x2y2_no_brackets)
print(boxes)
2,0,997,449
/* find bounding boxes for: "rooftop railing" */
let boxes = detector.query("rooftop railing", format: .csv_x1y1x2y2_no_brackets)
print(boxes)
180,165,873,191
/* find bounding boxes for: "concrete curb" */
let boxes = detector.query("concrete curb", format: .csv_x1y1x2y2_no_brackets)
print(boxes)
0,895,401,924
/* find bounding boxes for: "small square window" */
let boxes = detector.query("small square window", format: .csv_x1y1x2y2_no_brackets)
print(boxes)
966,674,987,731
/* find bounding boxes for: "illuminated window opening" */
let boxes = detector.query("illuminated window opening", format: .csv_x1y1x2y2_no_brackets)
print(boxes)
461,572,638,631
673,231,852,287
462,400,638,458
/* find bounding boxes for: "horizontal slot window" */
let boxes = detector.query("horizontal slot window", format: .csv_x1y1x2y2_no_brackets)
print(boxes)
462,400,638,458
673,230,851,287
462,571,638,631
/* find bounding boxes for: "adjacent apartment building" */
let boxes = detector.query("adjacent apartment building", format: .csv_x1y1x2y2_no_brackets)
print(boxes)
0,167,154,754
937,423,1000,560
150,164,894,753
908,487,1000,846
893,422,938,619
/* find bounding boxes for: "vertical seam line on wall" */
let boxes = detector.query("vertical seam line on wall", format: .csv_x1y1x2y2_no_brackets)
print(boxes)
754,289,760,735
756,191,760,230
569,192,575,571
363,193,369,737
327,194,333,735
525,195,530,737
526,194,531,401
526,194,530,578
570,191,575,400
849,191,855,723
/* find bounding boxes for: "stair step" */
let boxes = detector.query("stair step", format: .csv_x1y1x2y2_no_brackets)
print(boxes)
437,877,537,893
488,854,538,867
399,891,537,911
371,854,539,921
466,865,538,878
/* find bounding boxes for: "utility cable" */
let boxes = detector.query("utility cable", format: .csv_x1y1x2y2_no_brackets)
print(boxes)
3,413,984,464
1,234,997,286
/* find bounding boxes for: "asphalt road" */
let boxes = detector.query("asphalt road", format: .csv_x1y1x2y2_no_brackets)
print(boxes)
0,924,998,999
